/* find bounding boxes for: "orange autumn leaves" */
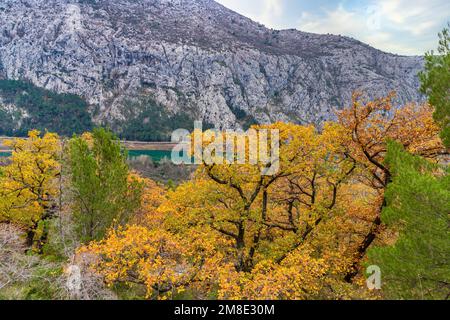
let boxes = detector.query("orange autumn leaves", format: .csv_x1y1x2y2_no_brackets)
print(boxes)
338,92,443,188
81,93,445,300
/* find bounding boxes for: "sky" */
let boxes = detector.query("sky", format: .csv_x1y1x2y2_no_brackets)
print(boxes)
215,0,450,56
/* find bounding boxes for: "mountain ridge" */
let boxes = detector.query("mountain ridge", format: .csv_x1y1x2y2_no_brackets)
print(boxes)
0,0,425,137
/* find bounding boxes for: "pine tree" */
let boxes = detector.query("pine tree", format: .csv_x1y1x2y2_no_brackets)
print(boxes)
68,128,143,242
420,23,450,148
368,141,450,299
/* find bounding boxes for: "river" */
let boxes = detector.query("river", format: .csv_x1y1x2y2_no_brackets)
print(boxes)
0,150,174,163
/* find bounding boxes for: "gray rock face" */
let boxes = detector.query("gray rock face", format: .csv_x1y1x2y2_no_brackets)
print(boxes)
0,0,424,130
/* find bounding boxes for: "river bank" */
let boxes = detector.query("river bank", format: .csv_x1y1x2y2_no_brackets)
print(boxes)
1,136,177,152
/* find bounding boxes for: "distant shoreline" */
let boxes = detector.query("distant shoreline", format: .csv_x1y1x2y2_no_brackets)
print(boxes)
1,137,178,152
122,140,176,151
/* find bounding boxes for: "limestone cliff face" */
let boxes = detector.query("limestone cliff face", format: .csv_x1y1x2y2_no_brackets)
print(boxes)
0,0,424,131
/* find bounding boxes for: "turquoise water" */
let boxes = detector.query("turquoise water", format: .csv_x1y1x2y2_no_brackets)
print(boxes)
0,150,174,162
127,150,173,162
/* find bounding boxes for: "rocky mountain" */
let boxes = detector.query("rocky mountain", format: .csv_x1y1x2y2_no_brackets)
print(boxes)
0,0,425,137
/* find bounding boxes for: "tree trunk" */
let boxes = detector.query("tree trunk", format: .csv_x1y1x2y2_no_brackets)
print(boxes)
345,197,385,283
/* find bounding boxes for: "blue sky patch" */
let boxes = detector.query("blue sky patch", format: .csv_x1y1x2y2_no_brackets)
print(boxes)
216,0,450,56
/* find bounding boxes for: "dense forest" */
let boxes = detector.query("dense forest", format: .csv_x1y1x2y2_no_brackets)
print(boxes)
0,80,93,136
0,26,448,301
117,96,201,142
0,80,199,141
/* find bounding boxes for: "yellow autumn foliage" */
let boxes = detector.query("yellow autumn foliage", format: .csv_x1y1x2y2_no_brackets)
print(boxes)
80,95,444,299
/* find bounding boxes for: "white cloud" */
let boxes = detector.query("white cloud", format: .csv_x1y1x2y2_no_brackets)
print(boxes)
298,5,362,37
216,0,284,29
297,5,407,53
297,1,450,55
258,0,284,28
377,0,448,36
216,0,449,55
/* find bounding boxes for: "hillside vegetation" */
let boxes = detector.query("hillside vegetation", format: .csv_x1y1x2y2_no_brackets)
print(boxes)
0,80,93,136
0,91,447,299
0,17,448,302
